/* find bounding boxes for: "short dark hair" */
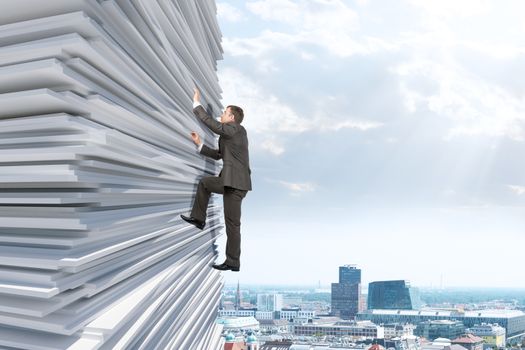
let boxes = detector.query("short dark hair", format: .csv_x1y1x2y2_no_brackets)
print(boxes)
227,105,244,124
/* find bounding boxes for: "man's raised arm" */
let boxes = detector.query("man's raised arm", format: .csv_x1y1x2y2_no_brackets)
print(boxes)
193,88,239,137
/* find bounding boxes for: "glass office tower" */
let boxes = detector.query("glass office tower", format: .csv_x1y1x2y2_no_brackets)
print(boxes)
367,280,422,310
331,265,362,320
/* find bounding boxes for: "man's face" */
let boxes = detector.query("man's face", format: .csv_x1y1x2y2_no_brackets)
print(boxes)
220,107,235,123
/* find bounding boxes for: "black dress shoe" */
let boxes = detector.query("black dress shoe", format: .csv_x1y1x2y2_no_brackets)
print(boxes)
180,215,205,230
212,263,240,272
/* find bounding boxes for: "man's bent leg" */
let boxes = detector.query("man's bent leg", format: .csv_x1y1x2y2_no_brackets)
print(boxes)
223,187,247,268
190,176,224,222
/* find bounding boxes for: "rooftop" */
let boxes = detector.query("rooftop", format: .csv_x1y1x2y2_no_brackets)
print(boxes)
424,320,462,325
260,340,293,350
225,343,247,350
369,344,385,350
452,334,484,344
217,316,259,328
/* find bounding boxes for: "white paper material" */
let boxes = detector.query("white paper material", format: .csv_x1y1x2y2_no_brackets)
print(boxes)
0,1,225,349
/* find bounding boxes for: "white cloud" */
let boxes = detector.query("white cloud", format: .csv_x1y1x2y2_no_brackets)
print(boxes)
218,67,300,155
222,30,294,59
221,0,525,150
228,0,393,58
323,120,383,131
509,185,525,196
246,0,360,32
218,67,382,138
462,41,525,60
299,51,315,61
406,0,492,18
260,138,285,155
218,67,309,134
393,58,525,140
278,180,316,195
217,2,244,22
246,0,301,24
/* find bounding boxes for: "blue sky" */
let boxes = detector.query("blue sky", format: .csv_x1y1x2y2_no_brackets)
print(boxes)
212,0,525,288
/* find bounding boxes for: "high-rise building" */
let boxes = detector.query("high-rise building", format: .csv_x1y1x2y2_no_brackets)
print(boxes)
368,280,422,310
257,293,283,312
331,265,362,320
340,264,361,284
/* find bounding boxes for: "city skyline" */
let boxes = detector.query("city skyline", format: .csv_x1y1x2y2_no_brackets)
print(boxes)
213,1,525,288
222,282,525,291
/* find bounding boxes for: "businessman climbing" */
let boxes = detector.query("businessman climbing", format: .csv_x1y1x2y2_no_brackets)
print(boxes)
181,88,252,272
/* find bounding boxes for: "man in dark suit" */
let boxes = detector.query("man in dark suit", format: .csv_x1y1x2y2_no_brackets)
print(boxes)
181,88,252,272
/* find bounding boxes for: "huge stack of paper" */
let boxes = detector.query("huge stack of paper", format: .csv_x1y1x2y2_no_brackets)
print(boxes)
0,1,225,349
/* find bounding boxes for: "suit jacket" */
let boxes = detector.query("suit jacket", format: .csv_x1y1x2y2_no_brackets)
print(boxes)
194,105,252,191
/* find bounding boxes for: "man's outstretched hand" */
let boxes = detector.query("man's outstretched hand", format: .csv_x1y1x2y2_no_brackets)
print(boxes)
193,88,201,104
190,131,202,146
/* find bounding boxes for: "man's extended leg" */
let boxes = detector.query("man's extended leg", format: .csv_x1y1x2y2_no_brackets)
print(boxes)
190,176,224,222
223,187,247,268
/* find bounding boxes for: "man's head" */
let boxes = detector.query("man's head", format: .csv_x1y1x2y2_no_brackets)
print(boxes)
220,105,244,124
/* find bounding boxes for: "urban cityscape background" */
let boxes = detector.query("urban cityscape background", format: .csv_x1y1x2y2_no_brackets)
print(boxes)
219,265,525,349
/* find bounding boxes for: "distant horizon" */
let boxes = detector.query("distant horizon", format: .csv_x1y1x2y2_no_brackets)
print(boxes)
223,282,525,291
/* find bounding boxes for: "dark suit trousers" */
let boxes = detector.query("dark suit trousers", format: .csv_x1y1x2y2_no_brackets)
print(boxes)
190,176,247,268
